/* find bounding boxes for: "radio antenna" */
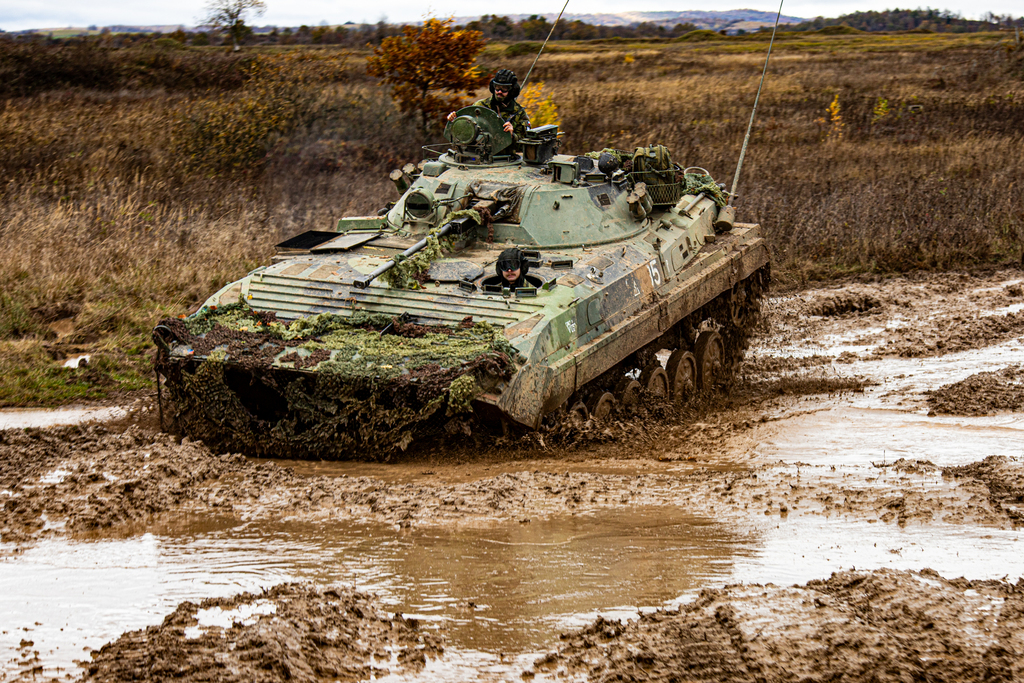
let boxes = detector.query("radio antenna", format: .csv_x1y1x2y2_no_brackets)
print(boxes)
728,0,784,207
521,0,571,88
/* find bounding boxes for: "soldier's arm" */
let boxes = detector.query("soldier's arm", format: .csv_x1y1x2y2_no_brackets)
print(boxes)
513,106,532,139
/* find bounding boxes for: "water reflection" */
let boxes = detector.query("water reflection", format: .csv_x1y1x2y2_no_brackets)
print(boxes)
0,507,751,680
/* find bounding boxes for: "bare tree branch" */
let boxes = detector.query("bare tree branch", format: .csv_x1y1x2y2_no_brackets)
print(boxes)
200,0,267,51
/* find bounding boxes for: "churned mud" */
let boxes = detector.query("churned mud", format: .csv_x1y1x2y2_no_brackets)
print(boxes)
772,270,1024,360
2,269,1024,681
4,423,1022,552
928,365,1024,415
82,584,443,683
531,568,1024,683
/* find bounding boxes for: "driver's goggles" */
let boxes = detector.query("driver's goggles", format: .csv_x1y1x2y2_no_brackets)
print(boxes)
494,85,511,93
498,260,520,272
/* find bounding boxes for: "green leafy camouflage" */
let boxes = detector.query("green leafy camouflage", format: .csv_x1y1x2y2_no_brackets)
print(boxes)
155,304,518,459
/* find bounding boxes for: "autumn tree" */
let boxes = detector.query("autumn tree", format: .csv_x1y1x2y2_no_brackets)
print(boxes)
201,0,266,51
366,18,488,135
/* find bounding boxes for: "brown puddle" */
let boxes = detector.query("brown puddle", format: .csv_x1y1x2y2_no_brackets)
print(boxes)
3,487,1022,680
0,508,753,680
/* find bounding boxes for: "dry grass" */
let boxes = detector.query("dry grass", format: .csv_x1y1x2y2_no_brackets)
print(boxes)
1,36,1022,405
0,77,405,405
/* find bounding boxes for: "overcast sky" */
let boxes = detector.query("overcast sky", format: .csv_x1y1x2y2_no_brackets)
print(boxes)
2,1,1019,32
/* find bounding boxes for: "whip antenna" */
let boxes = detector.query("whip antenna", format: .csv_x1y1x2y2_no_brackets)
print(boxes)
729,0,784,207
521,0,571,88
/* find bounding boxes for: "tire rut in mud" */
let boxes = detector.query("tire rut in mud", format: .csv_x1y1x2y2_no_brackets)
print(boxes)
81,583,443,683
928,365,1024,416
530,568,1024,683
944,456,1024,525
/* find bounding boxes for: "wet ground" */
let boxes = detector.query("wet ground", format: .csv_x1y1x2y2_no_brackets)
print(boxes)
2,270,1023,682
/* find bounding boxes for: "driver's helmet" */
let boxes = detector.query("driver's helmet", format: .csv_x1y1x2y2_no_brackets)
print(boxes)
495,247,529,279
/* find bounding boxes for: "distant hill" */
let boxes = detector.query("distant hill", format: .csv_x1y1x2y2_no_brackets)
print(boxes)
15,25,187,36
13,9,805,37
452,10,805,31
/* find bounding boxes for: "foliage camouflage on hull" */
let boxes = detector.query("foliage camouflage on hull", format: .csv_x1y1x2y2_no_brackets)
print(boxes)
154,304,518,459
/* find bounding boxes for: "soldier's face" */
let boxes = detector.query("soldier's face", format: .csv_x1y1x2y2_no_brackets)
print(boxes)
501,266,520,283
494,85,510,101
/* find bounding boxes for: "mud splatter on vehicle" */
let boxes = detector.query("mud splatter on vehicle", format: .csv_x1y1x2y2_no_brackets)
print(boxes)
154,107,769,459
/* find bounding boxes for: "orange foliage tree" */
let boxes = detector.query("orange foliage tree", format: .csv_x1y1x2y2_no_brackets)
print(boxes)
366,18,488,135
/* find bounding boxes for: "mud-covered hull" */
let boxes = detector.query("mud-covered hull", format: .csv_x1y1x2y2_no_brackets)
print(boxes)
155,226,767,458
487,228,770,428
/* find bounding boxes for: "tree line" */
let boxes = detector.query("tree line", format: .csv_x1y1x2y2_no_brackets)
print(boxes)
789,8,1023,33
4,7,1021,50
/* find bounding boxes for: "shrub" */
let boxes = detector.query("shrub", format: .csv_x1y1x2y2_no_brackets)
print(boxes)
505,41,542,57
366,18,488,135
173,51,350,172
519,81,560,126
0,37,252,96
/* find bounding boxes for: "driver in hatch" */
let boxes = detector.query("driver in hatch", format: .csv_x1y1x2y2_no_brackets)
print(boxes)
497,247,530,289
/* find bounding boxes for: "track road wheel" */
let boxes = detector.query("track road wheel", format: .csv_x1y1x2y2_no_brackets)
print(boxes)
694,330,725,391
639,365,669,399
665,349,697,403
615,379,642,408
727,284,747,327
586,392,616,421
568,401,589,428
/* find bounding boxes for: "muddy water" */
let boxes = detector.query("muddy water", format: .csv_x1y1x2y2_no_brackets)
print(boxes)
0,406,126,431
5,390,1023,683
2,510,751,680
6,499,1019,680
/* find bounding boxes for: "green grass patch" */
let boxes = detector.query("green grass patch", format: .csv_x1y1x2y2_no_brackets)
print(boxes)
0,341,153,407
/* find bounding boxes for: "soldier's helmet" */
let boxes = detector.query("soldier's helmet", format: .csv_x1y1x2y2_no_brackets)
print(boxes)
495,247,529,279
490,69,520,99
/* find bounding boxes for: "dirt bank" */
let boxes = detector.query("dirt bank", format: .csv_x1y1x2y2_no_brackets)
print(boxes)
81,583,443,683
3,421,1022,552
928,365,1024,415
769,270,1024,359
76,568,1024,683
532,568,1024,682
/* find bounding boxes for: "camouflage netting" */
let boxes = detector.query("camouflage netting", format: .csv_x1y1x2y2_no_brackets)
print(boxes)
380,231,446,289
380,209,486,289
681,172,729,207
154,304,518,459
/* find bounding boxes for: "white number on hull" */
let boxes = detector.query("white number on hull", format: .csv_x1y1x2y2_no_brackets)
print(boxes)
646,259,662,287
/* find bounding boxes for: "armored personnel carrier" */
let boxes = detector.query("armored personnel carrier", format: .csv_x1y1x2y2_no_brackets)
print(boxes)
153,105,769,458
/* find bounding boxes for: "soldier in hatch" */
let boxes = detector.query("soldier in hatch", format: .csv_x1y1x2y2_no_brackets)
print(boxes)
496,247,530,289
447,69,531,145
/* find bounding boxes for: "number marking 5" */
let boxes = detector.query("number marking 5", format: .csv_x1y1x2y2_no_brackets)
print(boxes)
646,259,662,286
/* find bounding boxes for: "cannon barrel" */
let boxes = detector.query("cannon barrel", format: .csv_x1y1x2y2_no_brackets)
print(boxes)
352,215,474,289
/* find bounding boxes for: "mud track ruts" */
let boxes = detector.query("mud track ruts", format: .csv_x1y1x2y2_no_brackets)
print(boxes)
531,568,1024,683
81,583,443,683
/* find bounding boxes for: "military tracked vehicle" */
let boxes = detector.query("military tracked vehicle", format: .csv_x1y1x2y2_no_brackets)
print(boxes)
153,105,769,458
